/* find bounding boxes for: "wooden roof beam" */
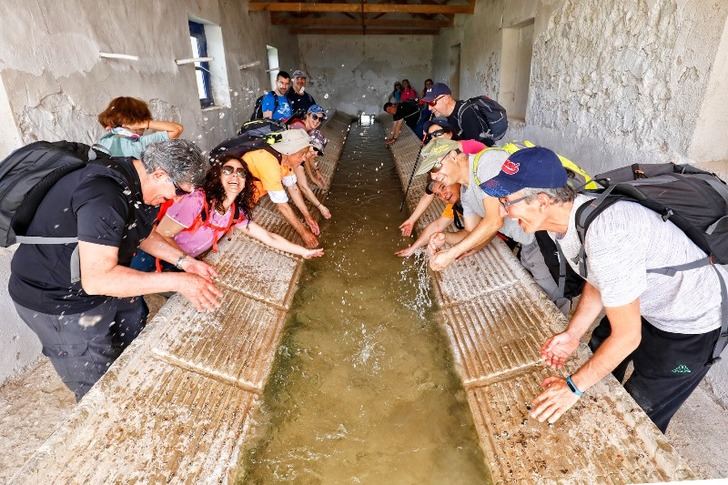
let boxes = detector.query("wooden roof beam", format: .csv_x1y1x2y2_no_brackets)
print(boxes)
250,2,475,14
272,16,454,28
290,27,441,35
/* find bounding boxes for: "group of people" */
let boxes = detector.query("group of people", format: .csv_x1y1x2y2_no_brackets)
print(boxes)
8,69,331,401
392,81,727,433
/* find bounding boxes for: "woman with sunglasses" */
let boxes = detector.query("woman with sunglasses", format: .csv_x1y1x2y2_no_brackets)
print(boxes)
399,121,485,237
135,154,324,272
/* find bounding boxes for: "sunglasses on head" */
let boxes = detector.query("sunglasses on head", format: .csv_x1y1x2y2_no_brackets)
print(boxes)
221,165,246,177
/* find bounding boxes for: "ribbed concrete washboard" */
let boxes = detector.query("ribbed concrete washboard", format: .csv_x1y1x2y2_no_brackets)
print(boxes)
11,113,353,484
384,117,695,484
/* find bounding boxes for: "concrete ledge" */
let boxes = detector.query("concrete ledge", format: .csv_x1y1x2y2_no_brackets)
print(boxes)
11,112,353,483
385,122,695,483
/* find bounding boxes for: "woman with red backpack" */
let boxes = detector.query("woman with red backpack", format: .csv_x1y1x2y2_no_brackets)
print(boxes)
131,153,324,272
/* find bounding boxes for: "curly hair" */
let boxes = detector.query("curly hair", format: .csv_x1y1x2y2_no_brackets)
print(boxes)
203,153,258,219
98,96,152,128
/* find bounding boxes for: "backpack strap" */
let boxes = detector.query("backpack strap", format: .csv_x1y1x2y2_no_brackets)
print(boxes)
554,240,567,297
573,187,618,278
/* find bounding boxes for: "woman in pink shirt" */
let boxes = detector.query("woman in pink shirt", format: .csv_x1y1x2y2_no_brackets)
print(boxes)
149,154,323,269
400,79,418,103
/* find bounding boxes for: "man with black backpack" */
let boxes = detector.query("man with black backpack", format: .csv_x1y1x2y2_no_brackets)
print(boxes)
480,146,727,432
5,139,222,401
253,71,293,122
422,82,508,147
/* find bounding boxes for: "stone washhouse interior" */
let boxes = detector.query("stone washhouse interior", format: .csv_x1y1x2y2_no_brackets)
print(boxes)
0,0,727,483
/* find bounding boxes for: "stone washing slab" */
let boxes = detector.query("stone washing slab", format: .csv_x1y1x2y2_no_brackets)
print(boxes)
251,204,303,245
205,233,302,309
15,354,258,484
432,237,533,307
438,281,562,385
467,365,694,484
151,289,286,392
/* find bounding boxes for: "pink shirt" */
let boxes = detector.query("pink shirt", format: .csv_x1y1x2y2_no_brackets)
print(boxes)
166,190,247,257
400,88,418,102
459,139,486,155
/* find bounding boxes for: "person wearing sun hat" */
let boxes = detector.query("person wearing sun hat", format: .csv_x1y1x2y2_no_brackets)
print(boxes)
482,146,726,433
292,128,332,221
236,128,321,248
413,138,533,269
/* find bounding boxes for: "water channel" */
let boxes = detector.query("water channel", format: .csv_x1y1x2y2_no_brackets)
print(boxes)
240,121,490,484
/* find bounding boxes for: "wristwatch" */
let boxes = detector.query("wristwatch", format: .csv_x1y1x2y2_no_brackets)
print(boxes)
175,255,188,270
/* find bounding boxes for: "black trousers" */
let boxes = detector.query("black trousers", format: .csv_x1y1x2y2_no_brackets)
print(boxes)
589,316,719,433
14,297,147,401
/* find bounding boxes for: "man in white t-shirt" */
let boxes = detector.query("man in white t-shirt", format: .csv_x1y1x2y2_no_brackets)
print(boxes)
480,146,725,432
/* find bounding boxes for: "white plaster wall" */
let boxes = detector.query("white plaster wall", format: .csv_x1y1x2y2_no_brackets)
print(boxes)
0,0,299,155
0,0,300,384
432,0,728,174
297,35,433,115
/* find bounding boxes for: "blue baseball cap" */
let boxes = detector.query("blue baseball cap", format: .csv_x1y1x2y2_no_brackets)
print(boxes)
307,104,327,118
479,146,567,197
421,83,452,103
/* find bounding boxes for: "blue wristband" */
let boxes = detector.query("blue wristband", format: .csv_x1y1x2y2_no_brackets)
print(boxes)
566,375,583,397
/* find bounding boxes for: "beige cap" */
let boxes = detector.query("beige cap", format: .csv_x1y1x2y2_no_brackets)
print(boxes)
271,128,311,155
414,138,460,176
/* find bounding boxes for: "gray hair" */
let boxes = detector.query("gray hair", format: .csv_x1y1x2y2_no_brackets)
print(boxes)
520,185,576,204
141,139,208,185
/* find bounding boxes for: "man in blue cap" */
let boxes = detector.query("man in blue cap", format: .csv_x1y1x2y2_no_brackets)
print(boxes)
481,146,725,432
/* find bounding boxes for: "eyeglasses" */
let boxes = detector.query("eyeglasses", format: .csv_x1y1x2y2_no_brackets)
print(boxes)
427,95,445,107
431,150,454,172
221,166,246,177
498,194,532,210
170,179,191,196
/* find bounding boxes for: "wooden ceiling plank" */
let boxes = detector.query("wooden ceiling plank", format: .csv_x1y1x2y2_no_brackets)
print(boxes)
290,27,440,35
272,16,453,27
251,2,474,14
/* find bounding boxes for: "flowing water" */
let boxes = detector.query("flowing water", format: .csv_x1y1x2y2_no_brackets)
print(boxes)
239,122,490,484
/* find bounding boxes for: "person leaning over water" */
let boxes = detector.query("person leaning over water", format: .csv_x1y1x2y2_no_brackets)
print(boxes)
398,119,484,238
288,104,329,188
395,180,463,258
480,147,726,432
9,140,221,401
95,96,184,158
141,154,324,268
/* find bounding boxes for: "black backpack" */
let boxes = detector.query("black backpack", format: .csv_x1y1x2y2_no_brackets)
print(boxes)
209,128,283,164
250,91,279,121
570,162,728,363
0,141,134,282
454,96,508,144
237,118,287,139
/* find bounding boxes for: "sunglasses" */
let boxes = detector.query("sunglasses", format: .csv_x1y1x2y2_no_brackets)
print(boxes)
171,180,191,196
310,114,325,121
428,129,446,138
221,166,246,177
498,194,531,210
427,95,445,107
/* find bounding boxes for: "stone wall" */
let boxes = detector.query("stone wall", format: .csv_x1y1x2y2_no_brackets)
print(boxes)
431,0,728,173
0,0,299,155
297,34,433,116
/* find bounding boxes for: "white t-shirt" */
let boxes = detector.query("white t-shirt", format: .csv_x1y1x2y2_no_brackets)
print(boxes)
552,194,725,334
460,151,534,245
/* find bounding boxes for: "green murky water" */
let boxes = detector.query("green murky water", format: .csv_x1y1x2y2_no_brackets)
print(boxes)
239,122,490,484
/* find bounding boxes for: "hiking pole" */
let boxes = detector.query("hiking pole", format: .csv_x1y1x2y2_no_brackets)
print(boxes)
399,114,432,212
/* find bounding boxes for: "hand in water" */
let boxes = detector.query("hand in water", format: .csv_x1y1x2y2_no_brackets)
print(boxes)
318,204,332,219
303,248,325,259
395,245,416,257
301,229,319,249
399,219,415,237
305,216,320,236
177,273,223,312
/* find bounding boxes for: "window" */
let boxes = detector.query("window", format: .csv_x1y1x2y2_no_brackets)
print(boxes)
189,21,214,108
499,18,535,121
266,45,279,91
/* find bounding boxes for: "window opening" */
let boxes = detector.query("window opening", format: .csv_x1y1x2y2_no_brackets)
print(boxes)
266,45,280,91
189,21,214,108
